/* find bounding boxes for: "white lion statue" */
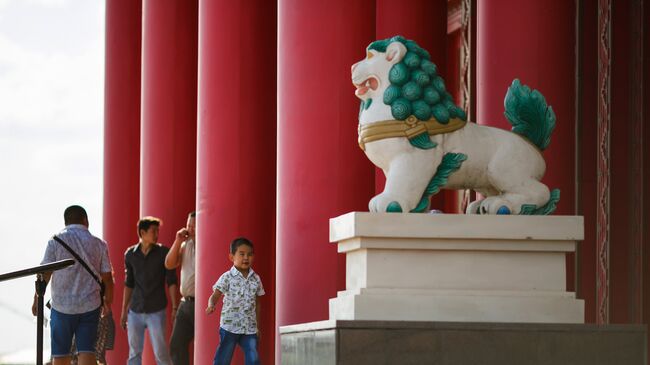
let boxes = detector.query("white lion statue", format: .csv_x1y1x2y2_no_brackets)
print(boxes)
351,35,559,215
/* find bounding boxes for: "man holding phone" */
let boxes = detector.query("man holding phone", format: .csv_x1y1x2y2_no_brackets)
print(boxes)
165,211,196,365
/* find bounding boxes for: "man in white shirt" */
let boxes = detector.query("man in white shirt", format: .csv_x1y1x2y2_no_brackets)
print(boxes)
165,211,196,365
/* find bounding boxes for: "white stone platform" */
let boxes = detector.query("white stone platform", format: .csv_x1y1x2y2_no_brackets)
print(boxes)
328,212,585,323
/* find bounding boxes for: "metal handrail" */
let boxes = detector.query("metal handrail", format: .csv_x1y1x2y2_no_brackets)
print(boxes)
0,259,75,365
0,259,75,282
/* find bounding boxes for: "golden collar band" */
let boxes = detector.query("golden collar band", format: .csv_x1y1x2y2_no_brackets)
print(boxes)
358,116,467,151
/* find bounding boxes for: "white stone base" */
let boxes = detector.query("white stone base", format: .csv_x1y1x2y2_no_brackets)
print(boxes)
330,288,584,323
328,212,585,324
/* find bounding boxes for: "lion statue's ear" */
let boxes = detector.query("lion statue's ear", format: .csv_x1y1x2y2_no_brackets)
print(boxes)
386,42,407,64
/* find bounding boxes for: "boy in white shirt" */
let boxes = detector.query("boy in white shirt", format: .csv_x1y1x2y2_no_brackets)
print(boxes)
206,237,265,365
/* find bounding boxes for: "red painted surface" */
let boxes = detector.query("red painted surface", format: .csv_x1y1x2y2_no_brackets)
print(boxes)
103,1,141,363
446,31,461,116
609,0,631,325
576,0,598,324
375,0,453,211
444,27,463,214
276,0,375,362
194,1,277,365
376,0,447,84
140,0,198,363
477,0,576,289
610,0,645,326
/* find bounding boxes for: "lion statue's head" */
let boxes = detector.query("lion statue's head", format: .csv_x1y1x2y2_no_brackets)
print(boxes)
352,35,466,125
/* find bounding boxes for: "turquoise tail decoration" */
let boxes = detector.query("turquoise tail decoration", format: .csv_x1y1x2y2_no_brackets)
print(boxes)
411,152,467,213
503,79,556,151
519,188,561,215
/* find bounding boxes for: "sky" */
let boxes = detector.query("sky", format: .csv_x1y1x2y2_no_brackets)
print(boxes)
0,0,105,362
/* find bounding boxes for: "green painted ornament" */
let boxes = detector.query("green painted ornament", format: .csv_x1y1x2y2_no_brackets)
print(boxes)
403,52,421,68
411,70,430,87
389,63,409,86
391,98,412,120
432,104,450,124
402,81,422,101
423,87,440,105
420,60,437,76
433,76,446,93
412,100,432,121
383,85,401,104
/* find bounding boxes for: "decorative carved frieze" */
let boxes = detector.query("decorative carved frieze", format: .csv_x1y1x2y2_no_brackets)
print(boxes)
596,0,611,325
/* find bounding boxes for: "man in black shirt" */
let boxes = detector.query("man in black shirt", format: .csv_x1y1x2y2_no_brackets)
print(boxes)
121,216,177,365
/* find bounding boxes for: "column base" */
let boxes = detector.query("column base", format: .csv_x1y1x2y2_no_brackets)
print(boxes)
280,320,646,365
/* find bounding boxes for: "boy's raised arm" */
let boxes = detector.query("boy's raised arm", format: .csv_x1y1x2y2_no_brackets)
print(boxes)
206,288,222,314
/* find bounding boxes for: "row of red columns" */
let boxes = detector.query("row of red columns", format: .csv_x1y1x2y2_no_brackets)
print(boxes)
104,1,577,364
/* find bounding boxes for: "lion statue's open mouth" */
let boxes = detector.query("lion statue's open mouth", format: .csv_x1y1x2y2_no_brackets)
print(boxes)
353,77,379,97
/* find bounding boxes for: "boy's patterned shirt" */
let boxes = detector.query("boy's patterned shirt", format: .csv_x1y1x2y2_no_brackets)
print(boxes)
213,266,265,334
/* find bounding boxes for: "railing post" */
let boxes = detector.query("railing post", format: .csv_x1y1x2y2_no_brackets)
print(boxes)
0,260,75,365
35,273,47,365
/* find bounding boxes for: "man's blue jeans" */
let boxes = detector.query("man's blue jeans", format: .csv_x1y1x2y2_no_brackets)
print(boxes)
213,327,260,365
127,309,172,365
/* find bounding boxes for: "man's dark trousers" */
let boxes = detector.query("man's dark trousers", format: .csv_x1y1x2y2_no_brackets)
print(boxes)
170,298,195,365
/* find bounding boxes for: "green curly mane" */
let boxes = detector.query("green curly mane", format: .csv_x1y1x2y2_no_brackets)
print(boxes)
367,35,467,123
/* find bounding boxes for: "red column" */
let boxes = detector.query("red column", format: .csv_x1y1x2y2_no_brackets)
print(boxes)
376,0,447,83
477,0,575,286
276,0,375,361
194,1,277,365
576,0,598,323
103,1,141,364
375,0,453,212
140,0,198,363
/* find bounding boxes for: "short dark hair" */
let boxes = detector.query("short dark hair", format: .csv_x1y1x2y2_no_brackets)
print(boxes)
64,205,88,225
188,211,196,218
230,237,253,254
137,216,162,237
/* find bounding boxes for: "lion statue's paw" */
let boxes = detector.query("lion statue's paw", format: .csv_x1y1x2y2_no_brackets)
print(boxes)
478,196,515,215
369,193,410,213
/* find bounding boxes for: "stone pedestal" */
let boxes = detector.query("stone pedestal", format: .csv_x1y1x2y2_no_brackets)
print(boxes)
280,320,646,365
279,213,647,364
328,212,584,323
